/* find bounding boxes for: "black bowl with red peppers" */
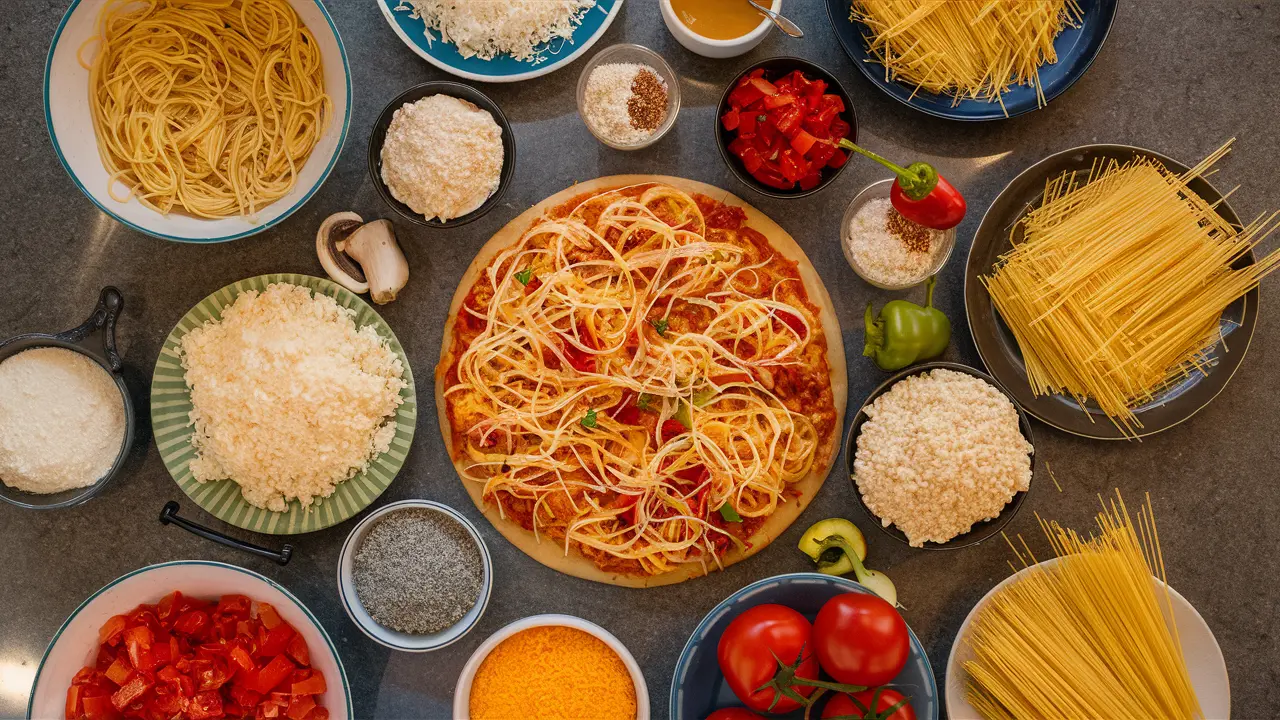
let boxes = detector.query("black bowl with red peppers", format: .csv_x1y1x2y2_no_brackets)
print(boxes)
715,57,858,199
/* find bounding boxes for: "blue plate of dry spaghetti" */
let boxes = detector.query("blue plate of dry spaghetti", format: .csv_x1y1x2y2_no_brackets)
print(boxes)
826,0,1117,121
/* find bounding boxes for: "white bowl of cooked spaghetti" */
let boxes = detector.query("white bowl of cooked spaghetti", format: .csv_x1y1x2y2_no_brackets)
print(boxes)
45,0,350,243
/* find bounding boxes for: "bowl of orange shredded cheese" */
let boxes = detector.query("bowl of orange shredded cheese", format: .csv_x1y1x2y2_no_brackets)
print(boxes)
454,614,649,720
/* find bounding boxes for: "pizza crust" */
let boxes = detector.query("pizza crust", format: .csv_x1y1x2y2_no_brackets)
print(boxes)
435,175,848,587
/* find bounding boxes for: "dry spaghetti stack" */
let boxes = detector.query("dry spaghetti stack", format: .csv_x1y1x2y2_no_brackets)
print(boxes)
963,493,1202,719
982,140,1280,436
83,0,331,218
851,0,1082,110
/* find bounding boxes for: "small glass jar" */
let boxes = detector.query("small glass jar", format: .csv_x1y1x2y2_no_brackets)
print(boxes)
576,43,681,151
841,178,957,290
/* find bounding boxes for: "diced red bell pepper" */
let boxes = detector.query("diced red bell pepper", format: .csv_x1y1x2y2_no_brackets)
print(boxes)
726,136,751,160
156,592,182,625
287,695,316,720
257,623,296,659
778,149,809,183
72,667,99,686
99,617,128,647
720,108,740,131
773,106,804,138
821,93,846,112
673,465,710,486
188,690,224,720
217,595,251,619
124,626,154,672
252,655,296,695
746,77,777,97
303,708,329,720
726,84,764,110
230,646,256,675
230,684,263,709
740,146,764,174
827,149,849,169
285,634,310,668
81,694,118,720
829,118,852,140
798,171,823,191
256,604,283,631
660,419,687,444
290,672,326,696
790,129,819,157
737,111,760,136
776,310,807,336
560,341,596,374
65,684,81,720
524,275,542,295
809,139,837,168
615,493,641,525
173,610,210,638
196,660,232,692
109,675,152,712
762,92,796,110
751,164,792,190
804,105,840,136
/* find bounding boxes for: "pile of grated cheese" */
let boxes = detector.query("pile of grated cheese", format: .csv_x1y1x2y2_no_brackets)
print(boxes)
179,283,406,512
380,94,504,223
396,0,597,62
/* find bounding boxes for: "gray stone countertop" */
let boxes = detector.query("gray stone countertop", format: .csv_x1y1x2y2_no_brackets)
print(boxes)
3,1,1279,718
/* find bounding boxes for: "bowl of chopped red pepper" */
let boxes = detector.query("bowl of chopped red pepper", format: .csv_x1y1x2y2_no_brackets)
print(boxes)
29,560,351,720
717,57,857,199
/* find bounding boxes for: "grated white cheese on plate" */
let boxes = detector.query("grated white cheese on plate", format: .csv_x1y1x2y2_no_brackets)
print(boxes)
853,369,1032,547
396,0,597,62
179,283,406,512
0,347,125,494
380,94,504,223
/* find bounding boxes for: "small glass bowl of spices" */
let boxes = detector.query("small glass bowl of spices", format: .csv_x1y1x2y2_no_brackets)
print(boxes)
577,43,680,150
841,178,957,290
338,499,493,652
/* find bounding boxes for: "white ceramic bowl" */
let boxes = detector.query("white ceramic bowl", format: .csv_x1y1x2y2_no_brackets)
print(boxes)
453,614,651,720
576,44,681,151
28,561,352,720
338,500,493,652
945,557,1230,719
840,178,957,290
44,0,351,243
660,0,780,58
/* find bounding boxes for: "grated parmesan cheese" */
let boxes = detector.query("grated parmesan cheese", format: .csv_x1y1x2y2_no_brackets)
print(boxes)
396,0,596,62
380,94,504,223
179,284,406,512
0,348,125,494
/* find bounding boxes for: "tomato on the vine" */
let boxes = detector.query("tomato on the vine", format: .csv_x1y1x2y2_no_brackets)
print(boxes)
820,689,915,720
705,708,767,720
812,593,909,687
716,604,818,713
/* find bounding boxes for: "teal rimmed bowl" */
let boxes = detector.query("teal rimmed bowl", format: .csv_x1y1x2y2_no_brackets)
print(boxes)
28,560,353,720
151,274,417,535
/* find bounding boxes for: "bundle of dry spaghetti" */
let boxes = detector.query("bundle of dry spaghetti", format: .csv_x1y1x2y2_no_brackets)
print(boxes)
82,0,331,218
982,140,1280,437
963,492,1202,719
850,0,1082,111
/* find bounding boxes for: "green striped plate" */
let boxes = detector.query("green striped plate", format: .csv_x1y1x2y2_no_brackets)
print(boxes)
150,274,417,535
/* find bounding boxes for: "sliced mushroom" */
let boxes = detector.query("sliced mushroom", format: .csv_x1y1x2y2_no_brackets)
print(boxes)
344,220,409,305
317,212,368,294
316,213,410,304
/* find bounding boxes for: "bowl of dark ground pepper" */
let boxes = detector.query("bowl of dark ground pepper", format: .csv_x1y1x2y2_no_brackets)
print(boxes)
338,499,493,652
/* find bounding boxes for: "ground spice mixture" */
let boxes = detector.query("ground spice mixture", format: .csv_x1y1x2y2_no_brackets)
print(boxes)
886,206,933,253
352,509,483,634
582,62,668,145
469,625,637,720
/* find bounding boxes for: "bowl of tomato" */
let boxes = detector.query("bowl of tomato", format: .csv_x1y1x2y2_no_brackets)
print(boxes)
669,573,937,720
28,560,351,720
717,58,857,199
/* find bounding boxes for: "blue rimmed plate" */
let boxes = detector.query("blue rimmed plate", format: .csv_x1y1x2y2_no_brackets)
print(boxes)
670,573,938,720
825,0,1117,121
151,274,417,534
377,0,623,82
27,561,353,720
44,0,351,242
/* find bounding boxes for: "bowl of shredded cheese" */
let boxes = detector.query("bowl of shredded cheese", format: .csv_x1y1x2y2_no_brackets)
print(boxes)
841,178,957,289
0,287,134,510
455,614,650,720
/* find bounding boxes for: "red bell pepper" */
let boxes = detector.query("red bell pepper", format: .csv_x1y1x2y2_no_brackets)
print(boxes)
285,634,310,668
257,623,296,658
287,695,317,720
290,672,326,696
109,674,152,712
188,690,224,720
81,694,117,720
660,419,687,444
253,655,296,694
99,617,128,647
720,108,740,131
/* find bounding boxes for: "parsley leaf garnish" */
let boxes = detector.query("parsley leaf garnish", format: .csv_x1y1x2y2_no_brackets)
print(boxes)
650,318,669,337
637,393,654,412
718,503,743,523
514,268,533,286
581,408,598,429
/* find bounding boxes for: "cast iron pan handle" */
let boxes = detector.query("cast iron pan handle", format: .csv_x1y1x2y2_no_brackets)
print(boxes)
55,286,124,372
160,501,293,565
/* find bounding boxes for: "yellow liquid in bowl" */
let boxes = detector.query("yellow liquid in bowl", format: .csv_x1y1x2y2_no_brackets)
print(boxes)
672,0,766,40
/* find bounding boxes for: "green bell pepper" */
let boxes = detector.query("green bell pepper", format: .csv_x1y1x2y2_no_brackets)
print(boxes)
863,276,951,371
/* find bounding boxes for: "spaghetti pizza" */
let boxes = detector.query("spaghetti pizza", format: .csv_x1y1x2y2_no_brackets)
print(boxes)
438,179,843,581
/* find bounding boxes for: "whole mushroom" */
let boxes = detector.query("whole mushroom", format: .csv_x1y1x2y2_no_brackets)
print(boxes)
316,212,409,304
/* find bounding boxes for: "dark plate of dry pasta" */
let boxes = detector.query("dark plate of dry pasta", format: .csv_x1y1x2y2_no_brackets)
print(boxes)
964,143,1277,439
826,0,1117,121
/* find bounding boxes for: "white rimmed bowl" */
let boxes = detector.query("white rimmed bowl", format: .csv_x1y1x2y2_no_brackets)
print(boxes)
660,0,781,58
44,0,351,243
841,178,957,290
338,500,493,653
453,614,651,720
27,561,352,720
576,44,681,151
945,556,1230,719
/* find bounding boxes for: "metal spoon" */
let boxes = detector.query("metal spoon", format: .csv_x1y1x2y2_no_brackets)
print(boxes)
748,0,804,38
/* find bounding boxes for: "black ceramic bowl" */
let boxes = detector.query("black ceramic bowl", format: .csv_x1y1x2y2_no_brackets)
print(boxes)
0,288,134,510
844,362,1034,550
368,81,516,229
715,56,857,200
